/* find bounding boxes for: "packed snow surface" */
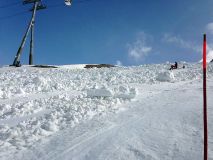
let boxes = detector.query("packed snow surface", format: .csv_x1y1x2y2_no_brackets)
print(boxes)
0,62,213,160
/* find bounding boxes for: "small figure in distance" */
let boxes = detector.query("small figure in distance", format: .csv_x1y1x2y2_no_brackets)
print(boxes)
169,62,178,70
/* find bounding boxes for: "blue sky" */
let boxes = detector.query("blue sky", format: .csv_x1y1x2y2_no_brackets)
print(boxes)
0,0,213,66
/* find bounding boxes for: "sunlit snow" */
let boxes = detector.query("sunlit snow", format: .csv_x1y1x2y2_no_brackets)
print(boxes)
0,62,213,160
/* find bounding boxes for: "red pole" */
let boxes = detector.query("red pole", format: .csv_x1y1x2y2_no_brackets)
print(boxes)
203,34,208,160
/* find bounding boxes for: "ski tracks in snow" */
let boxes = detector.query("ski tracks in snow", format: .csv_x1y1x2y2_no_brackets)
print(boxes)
14,80,213,160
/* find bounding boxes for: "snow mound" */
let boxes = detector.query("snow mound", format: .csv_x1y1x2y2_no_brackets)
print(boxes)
156,71,175,82
87,86,137,99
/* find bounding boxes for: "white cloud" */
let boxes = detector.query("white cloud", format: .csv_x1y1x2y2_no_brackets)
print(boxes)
206,22,213,34
116,60,122,66
162,33,200,52
128,32,152,62
199,44,213,63
206,45,213,62
207,51,213,62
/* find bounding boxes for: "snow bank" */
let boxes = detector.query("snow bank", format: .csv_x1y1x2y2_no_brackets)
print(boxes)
0,63,205,101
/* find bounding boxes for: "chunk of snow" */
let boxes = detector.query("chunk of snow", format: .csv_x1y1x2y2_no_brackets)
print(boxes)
0,90,3,98
41,122,58,132
16,88,25,95
87,89,112,97
32,77,49,86
87,86,137,99
114,86,137,99
156,71,175,82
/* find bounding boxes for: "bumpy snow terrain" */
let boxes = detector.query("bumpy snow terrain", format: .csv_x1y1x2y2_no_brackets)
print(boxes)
0,63,213,160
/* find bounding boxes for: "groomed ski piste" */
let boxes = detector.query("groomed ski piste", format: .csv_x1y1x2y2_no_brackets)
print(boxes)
0,62,213,160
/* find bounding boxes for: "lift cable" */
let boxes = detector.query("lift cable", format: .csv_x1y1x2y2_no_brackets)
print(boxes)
0,11,29,21
0,0,93,21
48,0,93,9
0,2,20,9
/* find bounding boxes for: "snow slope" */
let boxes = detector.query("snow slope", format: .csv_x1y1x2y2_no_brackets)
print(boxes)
0,63,213,160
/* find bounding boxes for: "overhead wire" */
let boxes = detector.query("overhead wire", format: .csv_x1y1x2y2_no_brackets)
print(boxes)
0,1,25,21
48,0,94,9
0,0,94,21
0,11,29,21
0,1,20,9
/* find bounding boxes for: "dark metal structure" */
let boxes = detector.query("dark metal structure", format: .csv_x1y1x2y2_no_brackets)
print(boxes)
12,0,46,66
12,0,72,67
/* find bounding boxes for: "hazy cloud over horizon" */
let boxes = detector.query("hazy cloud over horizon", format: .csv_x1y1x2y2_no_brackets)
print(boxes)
127,32,152,62
162,33,201,53
206,22,213,35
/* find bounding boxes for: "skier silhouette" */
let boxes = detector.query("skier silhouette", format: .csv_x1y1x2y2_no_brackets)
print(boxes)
169,62,178,70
